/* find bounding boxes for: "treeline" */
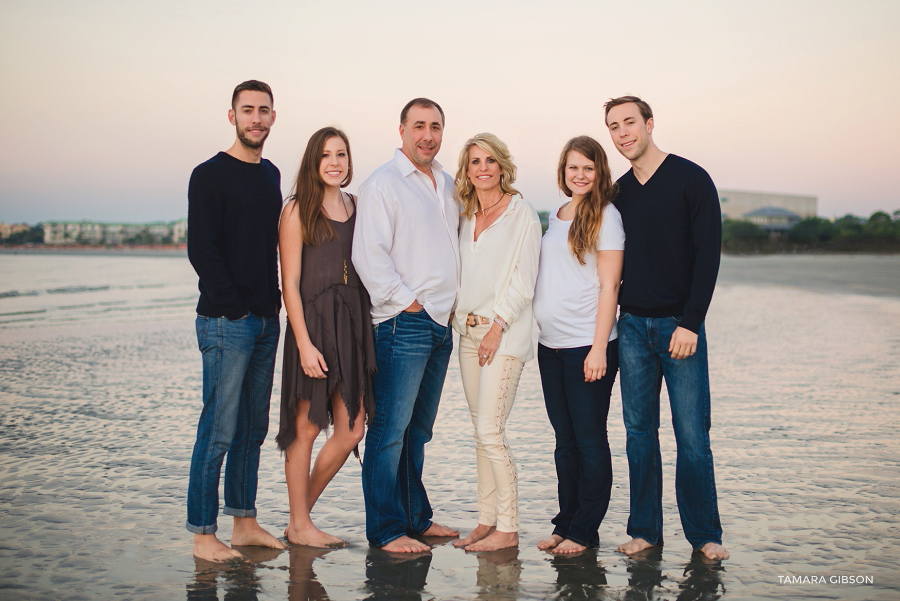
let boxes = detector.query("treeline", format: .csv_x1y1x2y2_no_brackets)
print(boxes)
1,225,43,246
722,210,900,253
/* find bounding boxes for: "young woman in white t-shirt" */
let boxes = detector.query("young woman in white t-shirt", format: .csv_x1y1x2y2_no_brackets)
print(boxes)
532,135,625,554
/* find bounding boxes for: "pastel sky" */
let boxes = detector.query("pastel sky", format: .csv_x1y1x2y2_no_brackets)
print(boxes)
1,0,898,224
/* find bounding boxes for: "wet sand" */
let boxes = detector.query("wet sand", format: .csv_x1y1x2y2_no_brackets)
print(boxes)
0,254,898,600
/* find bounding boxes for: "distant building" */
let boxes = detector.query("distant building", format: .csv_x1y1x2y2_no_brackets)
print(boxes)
743,207,802,232
0,222,29,239
43,219,187,245
719,190,816,221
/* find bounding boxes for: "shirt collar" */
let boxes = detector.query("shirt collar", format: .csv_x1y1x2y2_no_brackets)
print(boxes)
392,148,444,179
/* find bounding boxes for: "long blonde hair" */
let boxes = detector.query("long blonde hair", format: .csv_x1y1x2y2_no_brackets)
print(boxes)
455,133,521,218
557,136,616,265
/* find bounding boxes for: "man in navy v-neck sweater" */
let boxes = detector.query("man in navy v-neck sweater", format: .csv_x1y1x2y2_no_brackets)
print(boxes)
185,80,286,563
605,96,729,561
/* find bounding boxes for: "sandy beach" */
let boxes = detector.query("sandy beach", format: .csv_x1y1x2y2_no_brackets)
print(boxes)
0,253,898,600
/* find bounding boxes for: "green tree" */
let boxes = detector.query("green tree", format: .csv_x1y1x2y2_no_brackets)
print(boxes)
3,224,43,245
788,217,836,244
864,211,896,239
722,219,767,247
833,214,864,240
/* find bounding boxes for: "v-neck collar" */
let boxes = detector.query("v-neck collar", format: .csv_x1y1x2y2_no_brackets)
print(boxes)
471,195,517,243
632,153,672,187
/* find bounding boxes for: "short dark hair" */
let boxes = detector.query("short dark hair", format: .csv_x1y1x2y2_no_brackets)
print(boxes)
232,80,273,109
604,95,653,123
400,98,445,126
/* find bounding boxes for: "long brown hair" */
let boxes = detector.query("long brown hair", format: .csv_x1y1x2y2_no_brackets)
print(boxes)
557,136,616,265
287,127,353,246
454,133,521,218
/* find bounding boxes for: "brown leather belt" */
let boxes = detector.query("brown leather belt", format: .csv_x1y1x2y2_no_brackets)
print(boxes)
466,313,491,327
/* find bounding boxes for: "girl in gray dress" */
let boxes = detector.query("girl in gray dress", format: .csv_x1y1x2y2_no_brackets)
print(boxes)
277,127,375,547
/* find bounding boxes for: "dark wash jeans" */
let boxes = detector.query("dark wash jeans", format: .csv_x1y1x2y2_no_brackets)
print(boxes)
362,310,452,547
186,313,279,534
617,313,723,550
537,341,619,548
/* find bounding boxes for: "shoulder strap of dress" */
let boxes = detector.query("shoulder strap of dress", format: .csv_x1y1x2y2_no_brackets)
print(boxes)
348,193,357,208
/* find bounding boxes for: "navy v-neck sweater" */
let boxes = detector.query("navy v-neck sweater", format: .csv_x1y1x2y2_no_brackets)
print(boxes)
613,154,721,334
187,152,282,320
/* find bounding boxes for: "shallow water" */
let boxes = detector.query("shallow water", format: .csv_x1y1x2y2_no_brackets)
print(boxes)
0,253,898,600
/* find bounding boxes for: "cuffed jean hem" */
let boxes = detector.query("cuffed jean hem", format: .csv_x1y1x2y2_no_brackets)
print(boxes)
223,506,257,518
185,520,218,535
411,519,434,538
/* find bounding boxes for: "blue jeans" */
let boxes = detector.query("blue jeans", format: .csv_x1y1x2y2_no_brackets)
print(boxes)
186,313,280,534
537,341,618,548
617,314,722,550
362,310,452,547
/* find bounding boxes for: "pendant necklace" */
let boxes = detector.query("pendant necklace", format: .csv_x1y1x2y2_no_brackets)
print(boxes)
477,192,506,217
327,192,351,285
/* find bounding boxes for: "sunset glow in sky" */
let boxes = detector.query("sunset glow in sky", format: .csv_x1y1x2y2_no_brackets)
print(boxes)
1,0,898,223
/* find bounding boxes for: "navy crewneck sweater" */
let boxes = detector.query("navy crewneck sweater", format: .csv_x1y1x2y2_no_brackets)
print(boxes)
187,151,282,320
613,154,721,334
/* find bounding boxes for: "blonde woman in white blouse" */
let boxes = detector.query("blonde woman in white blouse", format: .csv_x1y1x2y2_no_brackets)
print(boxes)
450,133,542,552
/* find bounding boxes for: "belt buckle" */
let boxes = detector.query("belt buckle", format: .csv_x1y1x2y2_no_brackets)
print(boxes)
467,313,490,327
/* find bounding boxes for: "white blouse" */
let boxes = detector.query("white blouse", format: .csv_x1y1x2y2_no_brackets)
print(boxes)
533,202,625,348
451,196,542,362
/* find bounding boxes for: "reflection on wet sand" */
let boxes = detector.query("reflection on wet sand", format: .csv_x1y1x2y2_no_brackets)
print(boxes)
547,549,610,600
624,548,665,600
188,545,282,600
475,546,522,600
621,548,726,601
2,254,899,600
364,547,433,601
287,546,333,601
677,554,726,601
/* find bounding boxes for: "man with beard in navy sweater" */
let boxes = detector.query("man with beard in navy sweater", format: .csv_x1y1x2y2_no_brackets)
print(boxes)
186,80,286,562
605,96,729,561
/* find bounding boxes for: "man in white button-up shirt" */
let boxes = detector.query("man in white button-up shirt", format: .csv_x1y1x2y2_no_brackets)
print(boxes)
353,98,460,552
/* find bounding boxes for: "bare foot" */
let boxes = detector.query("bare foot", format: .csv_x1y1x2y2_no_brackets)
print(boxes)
422,522,459,537
698,542,730,560
381,536,431,553
465,530,518,552
284,523,348,548
537,534,564,550
616,537,658,555
193,533,245,563
230,517,287,550
453,524,495,548
552,539,587,554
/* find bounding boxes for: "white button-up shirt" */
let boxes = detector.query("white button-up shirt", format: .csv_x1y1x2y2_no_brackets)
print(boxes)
352,149,460,325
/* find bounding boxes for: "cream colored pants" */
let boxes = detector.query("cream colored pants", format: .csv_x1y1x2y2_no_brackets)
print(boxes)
458,327,524,533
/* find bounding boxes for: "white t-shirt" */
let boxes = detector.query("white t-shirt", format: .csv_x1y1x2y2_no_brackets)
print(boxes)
533,202,625,348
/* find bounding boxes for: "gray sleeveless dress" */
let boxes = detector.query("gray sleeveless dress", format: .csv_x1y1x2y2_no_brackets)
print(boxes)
276,201,376,452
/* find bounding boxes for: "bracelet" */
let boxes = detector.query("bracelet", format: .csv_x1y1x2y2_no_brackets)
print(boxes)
493,317,509,333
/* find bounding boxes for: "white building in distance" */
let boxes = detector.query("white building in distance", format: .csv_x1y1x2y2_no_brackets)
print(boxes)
43,219,187,245
719,190,817,221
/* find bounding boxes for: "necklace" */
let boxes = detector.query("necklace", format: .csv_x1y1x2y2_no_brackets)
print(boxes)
477,192,506,217
326,192,352,285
